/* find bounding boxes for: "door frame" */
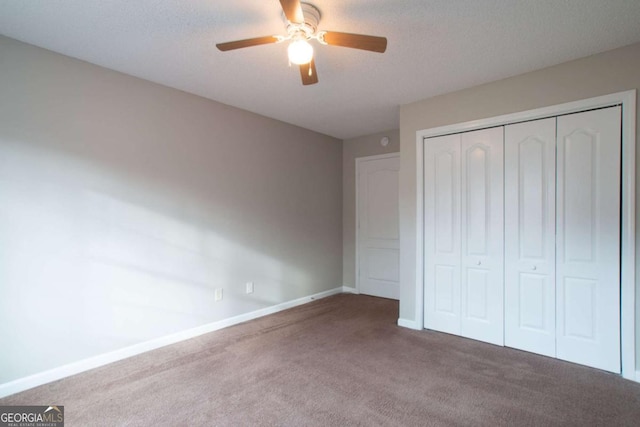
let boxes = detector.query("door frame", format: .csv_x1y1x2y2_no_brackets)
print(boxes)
355,152,400,295
414,90,637,380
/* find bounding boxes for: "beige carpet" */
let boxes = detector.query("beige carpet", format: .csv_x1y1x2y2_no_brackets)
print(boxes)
2,294,640,426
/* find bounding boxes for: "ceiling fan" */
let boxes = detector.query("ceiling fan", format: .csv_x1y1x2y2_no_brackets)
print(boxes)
216,0,387,86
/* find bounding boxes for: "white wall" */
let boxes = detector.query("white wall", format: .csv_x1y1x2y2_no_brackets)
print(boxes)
0,36,342,385
342,130,399,289
399,42,640,367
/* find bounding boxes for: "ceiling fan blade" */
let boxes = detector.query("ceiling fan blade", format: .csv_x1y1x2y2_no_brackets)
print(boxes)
216,36,279,51
299,59,318,85
279,0,304,24
322,31,387,53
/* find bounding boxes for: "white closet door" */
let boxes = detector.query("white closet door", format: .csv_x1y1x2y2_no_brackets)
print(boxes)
504,118,556,356
556,106,621,373
460,127,504,345
424,134,461,334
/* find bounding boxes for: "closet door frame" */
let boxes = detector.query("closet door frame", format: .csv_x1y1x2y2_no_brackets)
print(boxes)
414,90,637,380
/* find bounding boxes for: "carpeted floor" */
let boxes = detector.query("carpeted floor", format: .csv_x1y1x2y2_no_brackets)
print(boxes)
2,293,640,426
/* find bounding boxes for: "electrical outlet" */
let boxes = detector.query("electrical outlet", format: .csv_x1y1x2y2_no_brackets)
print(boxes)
214,288,223,302
246,282,254,294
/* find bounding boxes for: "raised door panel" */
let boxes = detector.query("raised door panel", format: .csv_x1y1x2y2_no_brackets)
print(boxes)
556,106,621,373
460,127,504,345
504,118,556,357
367,170,400,240
424,134,461,334
357,156,400,300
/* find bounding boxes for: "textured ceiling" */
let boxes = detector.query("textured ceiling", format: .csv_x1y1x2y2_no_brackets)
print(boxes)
1,0,640,139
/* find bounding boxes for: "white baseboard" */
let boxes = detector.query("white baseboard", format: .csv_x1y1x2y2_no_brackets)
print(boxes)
0,286,345,399
342,286,359,294
397,318,422,330
635,371,640,383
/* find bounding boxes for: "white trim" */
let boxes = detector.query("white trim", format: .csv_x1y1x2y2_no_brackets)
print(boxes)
415,130,425,330
0,287,345,398
412,90,636,379
416,91,635,139
397,318,422,330
635,371,640,383
342,286,359,294
621,90,637,381
355,152,400,296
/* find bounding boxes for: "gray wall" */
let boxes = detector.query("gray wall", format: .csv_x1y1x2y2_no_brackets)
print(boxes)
342,130,399,289
399,42,640,367
0,36,342,384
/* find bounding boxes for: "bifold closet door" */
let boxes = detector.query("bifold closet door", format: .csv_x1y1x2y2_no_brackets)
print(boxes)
460,128,504,345
504,118,556,357
425,106,621,372
424,128,504,345
556,107,621,373
424,134,461,335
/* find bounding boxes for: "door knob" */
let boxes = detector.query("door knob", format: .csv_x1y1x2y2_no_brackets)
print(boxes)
477,261,481,265
532,265,537,271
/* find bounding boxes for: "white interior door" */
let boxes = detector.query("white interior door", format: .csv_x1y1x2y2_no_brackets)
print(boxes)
357,154,400,300
504,118,557,357
460,127,504,345
423,134,461,334
556,106,621,373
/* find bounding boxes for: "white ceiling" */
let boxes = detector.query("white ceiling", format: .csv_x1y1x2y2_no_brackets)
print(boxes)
1,1,640,140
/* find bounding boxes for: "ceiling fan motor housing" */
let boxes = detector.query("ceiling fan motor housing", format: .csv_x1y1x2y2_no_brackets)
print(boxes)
283,2,321,37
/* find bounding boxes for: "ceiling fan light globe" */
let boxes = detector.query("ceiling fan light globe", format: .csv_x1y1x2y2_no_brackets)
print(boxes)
288,39,313,65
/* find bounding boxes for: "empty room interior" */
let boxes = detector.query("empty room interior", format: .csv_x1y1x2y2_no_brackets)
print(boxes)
2,1,640,425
